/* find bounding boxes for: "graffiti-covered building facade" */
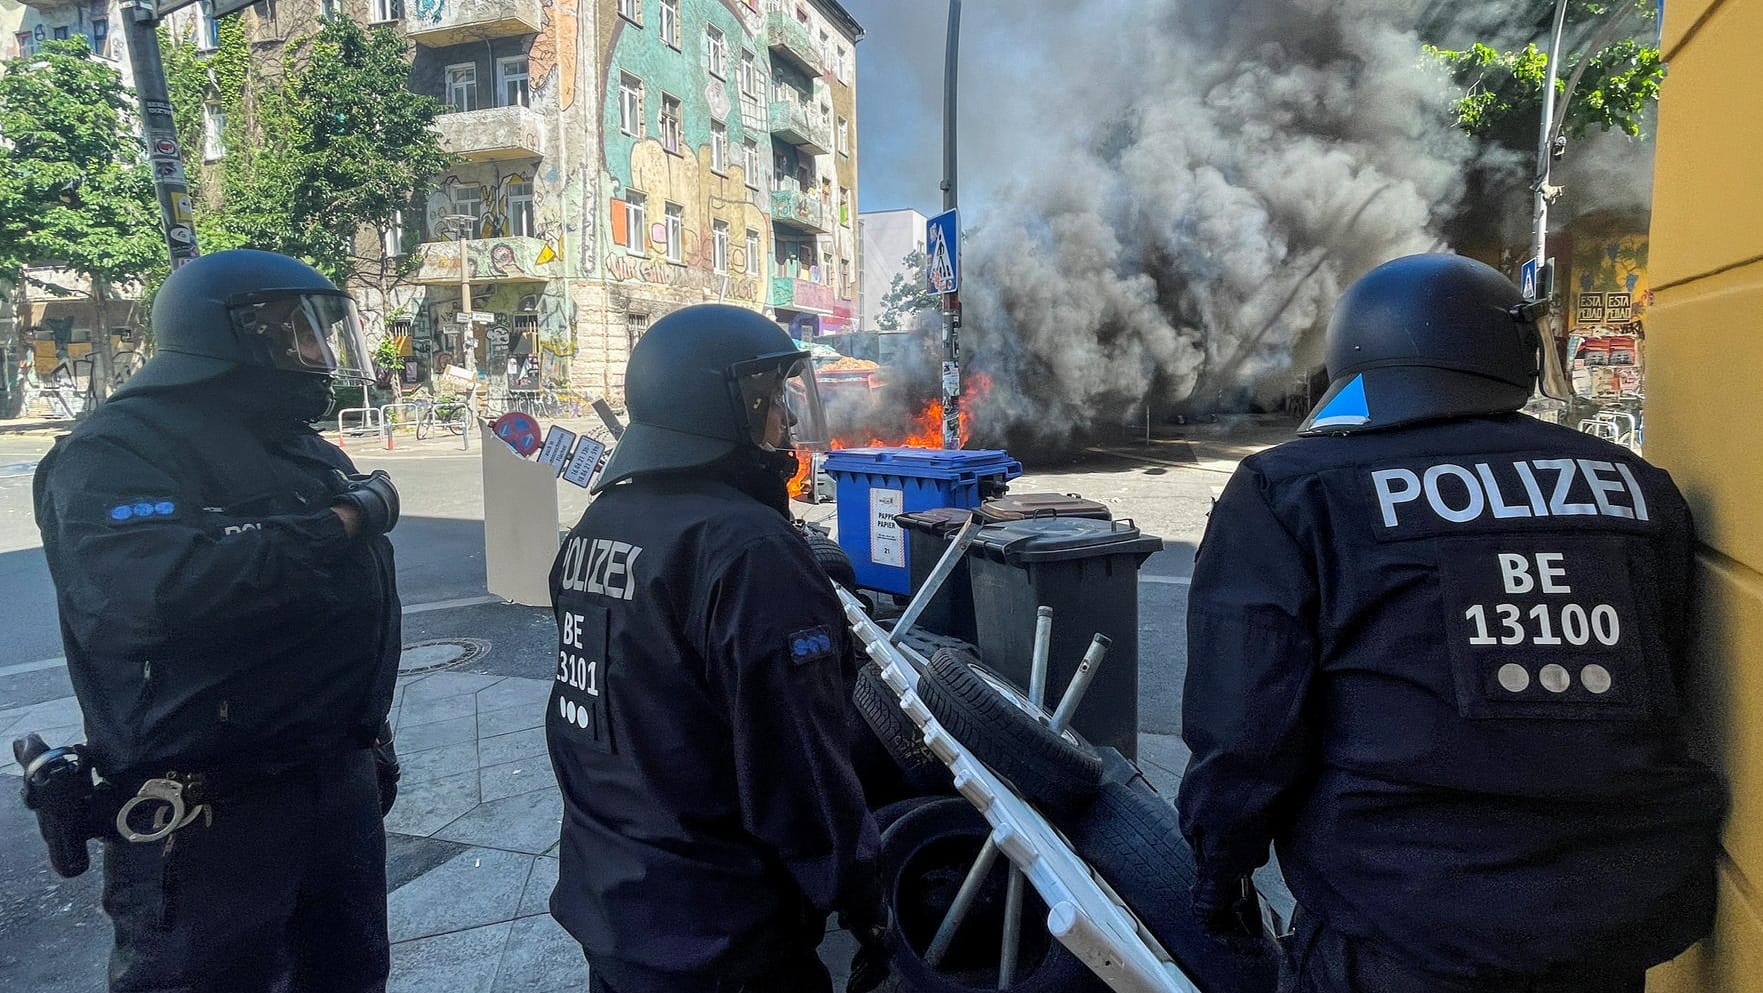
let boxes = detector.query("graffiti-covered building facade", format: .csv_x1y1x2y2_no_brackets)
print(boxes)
160,0,860,400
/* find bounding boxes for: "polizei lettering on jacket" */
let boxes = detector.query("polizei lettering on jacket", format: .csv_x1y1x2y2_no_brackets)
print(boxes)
558,537,644,600
1371,458,1650,530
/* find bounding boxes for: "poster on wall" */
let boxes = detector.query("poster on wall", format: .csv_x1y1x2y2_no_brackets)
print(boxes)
1605,293,1633,322
1576,293,1607,324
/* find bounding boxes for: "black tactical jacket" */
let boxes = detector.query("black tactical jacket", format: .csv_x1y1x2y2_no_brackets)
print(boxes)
1180,413,1723,980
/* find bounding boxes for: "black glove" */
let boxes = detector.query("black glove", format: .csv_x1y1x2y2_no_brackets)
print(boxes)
1194,874,1263,943
330,469,400,536
838,877,892,993
372,719,401,817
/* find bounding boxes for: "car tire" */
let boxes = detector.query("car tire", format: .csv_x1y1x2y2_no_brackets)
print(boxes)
855,664,955,798
803,526,858,590
1063,752,1279,993
916,648,1102,815
879,797,1106,993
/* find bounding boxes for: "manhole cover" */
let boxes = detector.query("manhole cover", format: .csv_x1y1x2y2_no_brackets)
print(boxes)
399,638,491,674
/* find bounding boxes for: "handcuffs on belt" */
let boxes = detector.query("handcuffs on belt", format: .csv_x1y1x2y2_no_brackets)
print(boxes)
115,776,212,844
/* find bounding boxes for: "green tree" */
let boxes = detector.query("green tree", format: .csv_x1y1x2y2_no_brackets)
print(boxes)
876,248,940,331
165,15,452,291
0,37,164,405
1424,1,1664,151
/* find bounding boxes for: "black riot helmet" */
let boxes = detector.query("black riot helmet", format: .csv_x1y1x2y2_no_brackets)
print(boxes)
594,304,828,493
115,250,374,398
1299,253,1572,435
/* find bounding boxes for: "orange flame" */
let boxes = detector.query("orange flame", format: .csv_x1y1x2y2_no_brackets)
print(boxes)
789,373,993,499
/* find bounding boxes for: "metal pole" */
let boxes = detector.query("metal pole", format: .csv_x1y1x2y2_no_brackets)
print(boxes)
889,513,979,647
939,0,962,450
121,0,201,272
1531,0,1571,275
1000,605,1055,986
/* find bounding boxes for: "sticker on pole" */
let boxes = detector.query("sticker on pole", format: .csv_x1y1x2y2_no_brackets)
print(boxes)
538,425,577,474
561,438,607,489
492,412,543,456
870,487,905,568
926,208,959,296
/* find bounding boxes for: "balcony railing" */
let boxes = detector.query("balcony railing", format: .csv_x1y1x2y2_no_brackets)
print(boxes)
767,99,832,156
764,10,823,77
411,236,560,285
770,187,829,233
434,104,545,162
406,0,541,48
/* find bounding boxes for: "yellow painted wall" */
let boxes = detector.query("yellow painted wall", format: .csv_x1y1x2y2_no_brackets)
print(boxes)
1645,1,1763,990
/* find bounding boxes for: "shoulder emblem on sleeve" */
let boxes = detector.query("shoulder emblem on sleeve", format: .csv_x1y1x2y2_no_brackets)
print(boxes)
788,625,836,666
107,499,179,524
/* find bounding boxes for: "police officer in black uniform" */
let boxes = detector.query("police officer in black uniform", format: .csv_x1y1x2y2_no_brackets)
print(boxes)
546,304,885,993
31,250,404,993
1178,254,1724,993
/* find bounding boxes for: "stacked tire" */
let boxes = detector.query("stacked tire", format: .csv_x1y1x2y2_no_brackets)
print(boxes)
869,647,1278,993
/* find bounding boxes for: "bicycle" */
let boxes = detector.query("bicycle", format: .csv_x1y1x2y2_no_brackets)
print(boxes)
412,394,470,439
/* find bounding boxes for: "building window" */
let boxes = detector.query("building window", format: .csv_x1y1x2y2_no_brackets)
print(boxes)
371,0,402,23
839,186,850,226
837,116,850,156
319,0,338,17
202,103,226,160
452,184,482,229
622,191,646,251
659,0,678,49
745,228,760,274
618,73,643,137
90,17,108,57
617,0,640,24
706,24,726,78
14,32,31,58
819,29,831,71
743,138,760,190
664,202,683,262
660,94,681,155
713,221,729,274
197,2,220,51
445,63,478,113
836,44,848,83
710,120,728,174
497,55,529,108
626,312,648,348
52,26,69,40
738,49,757,99
505,179,535,237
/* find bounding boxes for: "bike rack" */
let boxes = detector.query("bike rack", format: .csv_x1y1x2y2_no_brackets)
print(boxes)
837,586,1199,993
337,406,383,437
378,402,427,434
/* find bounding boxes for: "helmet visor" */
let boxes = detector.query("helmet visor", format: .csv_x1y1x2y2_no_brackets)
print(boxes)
734,354,829,452
229,291,374,379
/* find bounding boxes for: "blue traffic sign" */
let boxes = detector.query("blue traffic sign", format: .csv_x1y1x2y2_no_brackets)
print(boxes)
1520,257,1540,300
926,209,959,295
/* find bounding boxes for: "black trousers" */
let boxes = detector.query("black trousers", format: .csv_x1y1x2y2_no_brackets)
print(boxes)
585,948,831,993
1280,911,1645,993
102,749,389,993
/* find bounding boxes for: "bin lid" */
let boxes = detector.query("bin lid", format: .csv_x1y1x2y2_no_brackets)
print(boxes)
970,517,1163,565
977,492,1112,523
896,506,976,535
822,446,1023,482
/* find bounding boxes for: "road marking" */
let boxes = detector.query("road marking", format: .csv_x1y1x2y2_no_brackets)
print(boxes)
1140,575,1192,586
0,595,511,677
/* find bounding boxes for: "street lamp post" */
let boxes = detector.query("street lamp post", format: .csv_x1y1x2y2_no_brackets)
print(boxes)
939,0,961,450
1531,0,1571,295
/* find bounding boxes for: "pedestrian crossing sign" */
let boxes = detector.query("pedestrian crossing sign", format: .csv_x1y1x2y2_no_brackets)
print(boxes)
926,209,959,296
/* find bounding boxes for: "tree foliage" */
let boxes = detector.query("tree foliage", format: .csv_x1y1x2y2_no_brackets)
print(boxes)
876,248,939,331
0,37,164,298
1424,0,1664,150
164,15,453,287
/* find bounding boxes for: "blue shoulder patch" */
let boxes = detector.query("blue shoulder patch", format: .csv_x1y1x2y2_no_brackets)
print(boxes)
788,625,836,666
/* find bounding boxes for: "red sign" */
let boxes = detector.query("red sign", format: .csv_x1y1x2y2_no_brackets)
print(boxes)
492,412,543,456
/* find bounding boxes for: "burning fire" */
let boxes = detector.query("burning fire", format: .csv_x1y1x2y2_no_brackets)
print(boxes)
789,373,993,500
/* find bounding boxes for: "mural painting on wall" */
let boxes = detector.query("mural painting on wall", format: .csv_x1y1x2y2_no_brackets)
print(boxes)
603,141,765,303
528,0,577,111
1570,231,1648,330
770,278,835,313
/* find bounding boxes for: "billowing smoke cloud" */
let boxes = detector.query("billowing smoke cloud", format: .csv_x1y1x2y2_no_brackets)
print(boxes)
839,0,1478,452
